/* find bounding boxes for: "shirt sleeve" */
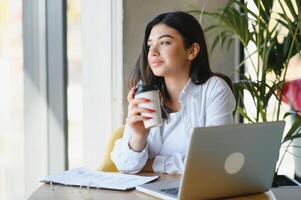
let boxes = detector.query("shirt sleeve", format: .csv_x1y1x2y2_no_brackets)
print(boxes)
152,153,184,174
111,125,148,174
205,78,236,126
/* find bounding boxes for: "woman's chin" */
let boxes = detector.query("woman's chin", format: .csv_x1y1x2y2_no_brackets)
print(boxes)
152,71,165,77
151,68,166,77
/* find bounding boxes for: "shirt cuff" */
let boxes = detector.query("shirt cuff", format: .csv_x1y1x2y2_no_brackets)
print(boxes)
111,137,148,174
152,155,168,173
165,153,184,174
124,139,148,158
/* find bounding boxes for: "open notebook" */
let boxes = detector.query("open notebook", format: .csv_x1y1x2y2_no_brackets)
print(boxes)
41,167,159,190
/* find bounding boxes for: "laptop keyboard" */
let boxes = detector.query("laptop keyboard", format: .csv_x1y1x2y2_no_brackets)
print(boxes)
160,187,179,196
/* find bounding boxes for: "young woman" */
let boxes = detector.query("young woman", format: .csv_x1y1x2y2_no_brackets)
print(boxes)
111,11,236,174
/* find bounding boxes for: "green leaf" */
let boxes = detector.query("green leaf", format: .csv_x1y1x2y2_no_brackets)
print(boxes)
211,35,221,52
284,111,299,119
232,0,258,19
236,106,255,123
283,0,298,20
226,37,234,50
204,24,219,32
264,81,284,107
283,115,301,143
186,0,301,125
283,134,301,143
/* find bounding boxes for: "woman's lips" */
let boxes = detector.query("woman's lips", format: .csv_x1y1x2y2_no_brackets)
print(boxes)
151,60,164,67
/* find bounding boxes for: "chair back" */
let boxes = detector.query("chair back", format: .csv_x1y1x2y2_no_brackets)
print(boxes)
98,126,124,172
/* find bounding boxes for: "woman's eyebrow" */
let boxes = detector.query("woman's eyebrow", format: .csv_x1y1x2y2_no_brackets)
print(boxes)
147,34,174,42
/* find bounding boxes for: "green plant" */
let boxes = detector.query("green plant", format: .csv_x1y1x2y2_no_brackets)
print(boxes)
189,0,301,176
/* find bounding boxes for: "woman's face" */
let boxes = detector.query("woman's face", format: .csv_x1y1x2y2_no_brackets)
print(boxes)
147,24,191,78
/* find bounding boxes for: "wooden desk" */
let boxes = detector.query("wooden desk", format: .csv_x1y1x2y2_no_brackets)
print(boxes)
28,173,301,200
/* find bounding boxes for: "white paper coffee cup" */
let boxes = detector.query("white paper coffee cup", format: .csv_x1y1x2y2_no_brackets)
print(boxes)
135,90,163,129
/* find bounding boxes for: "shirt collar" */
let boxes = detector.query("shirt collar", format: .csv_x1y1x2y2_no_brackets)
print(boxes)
178,78,198,102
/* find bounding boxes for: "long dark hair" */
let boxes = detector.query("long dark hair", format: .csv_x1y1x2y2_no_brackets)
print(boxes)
129,11,233,116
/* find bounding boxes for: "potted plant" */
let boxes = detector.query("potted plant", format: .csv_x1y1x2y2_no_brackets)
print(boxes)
189,0,301,186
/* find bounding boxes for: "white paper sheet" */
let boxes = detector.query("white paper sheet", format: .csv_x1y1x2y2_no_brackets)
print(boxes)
41,167,159,190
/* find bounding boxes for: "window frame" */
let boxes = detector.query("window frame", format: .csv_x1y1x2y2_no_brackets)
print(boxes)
23,0,68,197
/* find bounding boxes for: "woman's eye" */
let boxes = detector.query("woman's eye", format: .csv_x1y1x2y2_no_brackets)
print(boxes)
147,44,152,49
161,41,170,45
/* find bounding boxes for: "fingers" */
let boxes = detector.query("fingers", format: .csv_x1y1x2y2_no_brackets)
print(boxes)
126,115,152,124
128,98,151,110
130,106,156,116
127,87,137,103
127,87,154,126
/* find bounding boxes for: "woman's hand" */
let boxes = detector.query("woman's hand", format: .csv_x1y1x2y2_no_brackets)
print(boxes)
127,87,154,152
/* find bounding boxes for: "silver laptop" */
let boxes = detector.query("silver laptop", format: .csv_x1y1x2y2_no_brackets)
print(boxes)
136,121,285,200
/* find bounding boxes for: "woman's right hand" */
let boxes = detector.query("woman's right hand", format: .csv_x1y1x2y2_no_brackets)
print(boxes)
126,87,154,152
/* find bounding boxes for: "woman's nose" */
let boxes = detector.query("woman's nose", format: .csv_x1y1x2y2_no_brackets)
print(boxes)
149,45,159,57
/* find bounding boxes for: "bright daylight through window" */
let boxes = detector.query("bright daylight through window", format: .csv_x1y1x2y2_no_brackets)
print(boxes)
0,0,24,200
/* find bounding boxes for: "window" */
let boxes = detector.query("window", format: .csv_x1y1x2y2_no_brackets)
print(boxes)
0,0,24,199
67,0,84,169
68,0,123,169
0,1,123,199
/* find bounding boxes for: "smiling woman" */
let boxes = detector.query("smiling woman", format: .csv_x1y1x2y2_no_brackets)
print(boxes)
111,11,237,175
147,24,196,80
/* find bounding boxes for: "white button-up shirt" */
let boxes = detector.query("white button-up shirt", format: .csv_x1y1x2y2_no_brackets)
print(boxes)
111,76,236,174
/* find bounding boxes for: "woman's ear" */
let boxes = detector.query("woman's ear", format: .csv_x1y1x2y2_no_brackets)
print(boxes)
187,43,200,61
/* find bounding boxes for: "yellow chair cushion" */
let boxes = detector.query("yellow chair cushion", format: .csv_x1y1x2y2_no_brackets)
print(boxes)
98,126,124,172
